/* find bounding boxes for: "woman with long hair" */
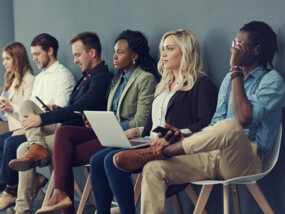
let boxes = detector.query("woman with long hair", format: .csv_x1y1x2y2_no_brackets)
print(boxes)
35,30,157,214
0,42,34,210
89,29,217,214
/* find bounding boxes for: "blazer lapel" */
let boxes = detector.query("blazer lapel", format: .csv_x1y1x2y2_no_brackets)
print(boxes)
167,90,187,111
117,67,142,114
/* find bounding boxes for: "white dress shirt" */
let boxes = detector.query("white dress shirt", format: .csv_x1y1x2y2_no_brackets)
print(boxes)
30,60,75,109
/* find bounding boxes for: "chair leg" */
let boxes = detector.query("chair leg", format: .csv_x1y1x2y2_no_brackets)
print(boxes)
133,173,142,207
223,185,229,214
193,185,213,214
38,188,45,199
42,171,54,207
246,183,274,214
173,194,183,214
185,184,208,214
231,184,240,214
77,174,92,214
74,179,83,198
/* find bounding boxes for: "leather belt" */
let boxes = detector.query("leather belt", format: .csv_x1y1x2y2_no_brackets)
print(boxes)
257,148,263,160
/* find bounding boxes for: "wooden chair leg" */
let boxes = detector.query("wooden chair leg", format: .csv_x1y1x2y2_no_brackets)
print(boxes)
185,184,198,205
246,183,274,214
193,185,213,214
74,178,83,198
185,184,207,214
133,173,142,206
38,188,45,199
231,184,240,214
223,184,229,214
173,194,183,214
42,171,54,207
77,174,93,214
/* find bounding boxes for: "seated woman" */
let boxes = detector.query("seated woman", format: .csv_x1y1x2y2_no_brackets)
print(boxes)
0,42,35,209
89,29,217,214
35,30,158,214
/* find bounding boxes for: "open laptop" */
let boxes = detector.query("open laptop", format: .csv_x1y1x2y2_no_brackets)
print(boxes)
84,111,151,149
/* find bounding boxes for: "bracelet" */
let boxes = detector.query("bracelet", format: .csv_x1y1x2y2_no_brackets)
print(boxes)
230,66,243,72
231,71,244,80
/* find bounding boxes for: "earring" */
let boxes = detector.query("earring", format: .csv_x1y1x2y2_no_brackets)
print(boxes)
133,60,135,65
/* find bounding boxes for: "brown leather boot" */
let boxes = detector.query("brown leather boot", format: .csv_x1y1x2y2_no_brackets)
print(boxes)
9,144,51,171
113,145,168,172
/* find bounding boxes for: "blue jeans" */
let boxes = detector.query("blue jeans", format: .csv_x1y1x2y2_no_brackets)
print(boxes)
0,131,27,185
90,147,140,214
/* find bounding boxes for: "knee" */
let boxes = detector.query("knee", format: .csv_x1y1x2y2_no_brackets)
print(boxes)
17,142,29,158
90,153,104,172
19,100,36,116
215,119,244,137
104,152,117,174
142,161,167,181
3,137,13,151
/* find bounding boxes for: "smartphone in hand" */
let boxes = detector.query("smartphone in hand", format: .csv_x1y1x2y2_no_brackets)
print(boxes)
74,111,84,117
152,126,169,136
35,96,51,112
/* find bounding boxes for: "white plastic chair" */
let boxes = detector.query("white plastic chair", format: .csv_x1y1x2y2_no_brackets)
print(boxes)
188,124,282,214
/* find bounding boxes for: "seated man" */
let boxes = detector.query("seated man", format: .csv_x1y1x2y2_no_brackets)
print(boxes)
9,31,113,214
0,33,76,211
114,21,285,213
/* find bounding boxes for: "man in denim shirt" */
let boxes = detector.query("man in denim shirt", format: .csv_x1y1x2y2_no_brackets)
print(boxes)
113,21,285,213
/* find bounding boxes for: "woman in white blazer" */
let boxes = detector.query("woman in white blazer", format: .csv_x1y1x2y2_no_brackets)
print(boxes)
0,42,34,208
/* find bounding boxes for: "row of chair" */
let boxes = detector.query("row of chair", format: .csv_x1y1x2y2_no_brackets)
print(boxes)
39,124,282,213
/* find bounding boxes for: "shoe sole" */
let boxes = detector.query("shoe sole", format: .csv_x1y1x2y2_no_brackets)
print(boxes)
9,158,51,171
112,154,132,172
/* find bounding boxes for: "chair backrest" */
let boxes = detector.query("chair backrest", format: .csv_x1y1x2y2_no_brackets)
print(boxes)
262,124,282,173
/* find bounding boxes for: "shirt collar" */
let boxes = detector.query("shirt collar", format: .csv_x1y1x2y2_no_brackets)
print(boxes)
83,61,105,77
246,65,267,80
121,66,137,82
43,60,59,73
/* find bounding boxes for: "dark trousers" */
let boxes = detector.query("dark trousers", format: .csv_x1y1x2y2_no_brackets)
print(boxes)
90,147,140,214
0,131,27,185
53,126,105,214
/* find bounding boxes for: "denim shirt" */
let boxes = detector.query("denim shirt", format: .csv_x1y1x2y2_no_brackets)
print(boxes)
112,67,136,130
209,66,285,157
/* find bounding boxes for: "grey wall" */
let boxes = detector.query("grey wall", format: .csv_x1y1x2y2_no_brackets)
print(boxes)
0,0,14,86
4,0,285,213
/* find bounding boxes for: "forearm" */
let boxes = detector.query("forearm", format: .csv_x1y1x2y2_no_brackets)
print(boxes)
231,76,253,127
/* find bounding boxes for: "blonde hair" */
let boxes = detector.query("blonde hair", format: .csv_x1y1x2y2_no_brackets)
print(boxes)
155,29,204,96
1,42,33,91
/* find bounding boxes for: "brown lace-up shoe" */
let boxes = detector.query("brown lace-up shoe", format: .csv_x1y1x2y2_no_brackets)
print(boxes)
113,145,168,172
9,144,51,171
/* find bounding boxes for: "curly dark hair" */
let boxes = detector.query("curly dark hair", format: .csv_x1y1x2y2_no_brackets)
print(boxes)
115,30,158,78
240,21,278,70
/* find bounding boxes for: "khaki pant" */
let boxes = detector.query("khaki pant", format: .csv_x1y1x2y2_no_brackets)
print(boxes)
141,119,262,214
14,100,59,213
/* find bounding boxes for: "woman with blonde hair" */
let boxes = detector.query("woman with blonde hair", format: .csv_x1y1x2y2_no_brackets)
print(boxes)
90,29,217,214
0,42,34,210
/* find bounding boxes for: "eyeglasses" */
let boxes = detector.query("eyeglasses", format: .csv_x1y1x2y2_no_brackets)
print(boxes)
232,40,256,48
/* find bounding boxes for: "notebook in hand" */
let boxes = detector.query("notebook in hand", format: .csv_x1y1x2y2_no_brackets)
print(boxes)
84,111,151,149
